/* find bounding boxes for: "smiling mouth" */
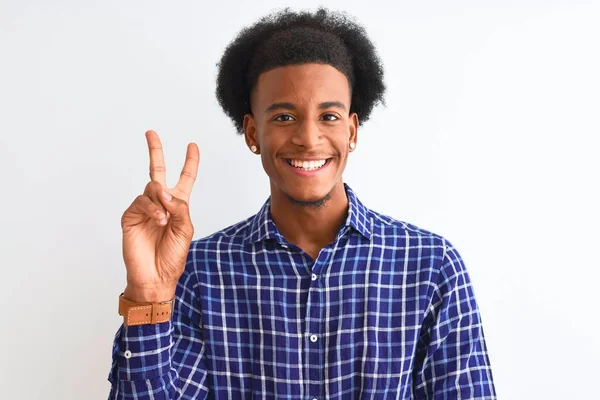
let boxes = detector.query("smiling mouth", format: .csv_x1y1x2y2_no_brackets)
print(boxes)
284,158,333,171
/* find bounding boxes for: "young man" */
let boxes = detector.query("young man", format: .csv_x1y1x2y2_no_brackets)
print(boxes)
108,8,496,399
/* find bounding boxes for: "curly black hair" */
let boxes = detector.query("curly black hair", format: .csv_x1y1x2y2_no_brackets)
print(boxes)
215,7,386,135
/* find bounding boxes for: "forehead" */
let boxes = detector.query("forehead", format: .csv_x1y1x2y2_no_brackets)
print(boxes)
251,63,351,110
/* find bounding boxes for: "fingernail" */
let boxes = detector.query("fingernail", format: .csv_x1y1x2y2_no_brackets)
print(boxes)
163,189,172,202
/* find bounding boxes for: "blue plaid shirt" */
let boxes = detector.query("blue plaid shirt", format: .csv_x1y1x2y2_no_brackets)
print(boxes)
108,184,496,399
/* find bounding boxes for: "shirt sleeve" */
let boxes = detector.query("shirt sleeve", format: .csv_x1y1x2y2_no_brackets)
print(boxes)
107,253,209,399
413,238,497,399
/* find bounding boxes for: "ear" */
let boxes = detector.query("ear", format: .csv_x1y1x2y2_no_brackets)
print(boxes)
349,112,359,151
243,114,259,153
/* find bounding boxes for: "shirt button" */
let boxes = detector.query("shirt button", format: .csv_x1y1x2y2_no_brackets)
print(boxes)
310,334,318,343
311,273,317,281
281,244,288,249
124,350,132,359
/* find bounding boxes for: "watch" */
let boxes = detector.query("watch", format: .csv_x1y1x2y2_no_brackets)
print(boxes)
118,292,175,326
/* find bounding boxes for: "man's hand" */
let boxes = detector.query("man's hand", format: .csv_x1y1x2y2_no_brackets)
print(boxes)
120,130,200,302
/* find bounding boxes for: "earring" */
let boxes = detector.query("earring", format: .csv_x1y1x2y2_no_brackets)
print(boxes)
250,145,257,153
349,142,356,149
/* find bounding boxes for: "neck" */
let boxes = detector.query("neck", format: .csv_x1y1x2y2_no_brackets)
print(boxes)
269,181,349,253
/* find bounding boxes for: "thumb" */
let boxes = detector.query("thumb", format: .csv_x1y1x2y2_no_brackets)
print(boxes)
160,189,190,224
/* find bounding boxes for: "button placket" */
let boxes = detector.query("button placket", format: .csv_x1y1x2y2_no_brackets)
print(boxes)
306,252,330,400
307,281,322,385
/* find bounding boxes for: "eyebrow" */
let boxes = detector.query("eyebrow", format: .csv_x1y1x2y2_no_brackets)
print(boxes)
264,101,347,114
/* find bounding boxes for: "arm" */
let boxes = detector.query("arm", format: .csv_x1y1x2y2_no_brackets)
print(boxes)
413,239,497,399
107,257,209,399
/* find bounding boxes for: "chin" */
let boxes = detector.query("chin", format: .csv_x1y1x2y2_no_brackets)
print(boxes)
283,183,333,206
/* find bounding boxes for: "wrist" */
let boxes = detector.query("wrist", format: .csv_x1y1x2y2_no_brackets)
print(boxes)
123,284,176,303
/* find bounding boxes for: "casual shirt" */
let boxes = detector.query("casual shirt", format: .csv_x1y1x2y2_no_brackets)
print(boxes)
108,183,496,399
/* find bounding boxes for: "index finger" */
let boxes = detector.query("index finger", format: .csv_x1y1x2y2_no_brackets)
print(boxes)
174,142,200,198
146,130,167,186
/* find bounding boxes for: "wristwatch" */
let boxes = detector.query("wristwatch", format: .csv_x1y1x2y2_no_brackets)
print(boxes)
118,293,175,326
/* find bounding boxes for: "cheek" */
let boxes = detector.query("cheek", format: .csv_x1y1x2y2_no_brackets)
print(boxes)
260,130,288,153
338,153,350,168
337,148,352,169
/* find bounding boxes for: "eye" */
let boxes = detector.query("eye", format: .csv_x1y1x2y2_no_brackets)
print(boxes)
274,114,295,122
321,113,340,122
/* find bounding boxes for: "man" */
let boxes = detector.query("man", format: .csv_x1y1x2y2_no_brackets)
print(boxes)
108,7,496,399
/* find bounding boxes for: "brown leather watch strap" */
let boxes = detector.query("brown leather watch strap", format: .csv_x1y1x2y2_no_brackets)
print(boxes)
118,293,174,326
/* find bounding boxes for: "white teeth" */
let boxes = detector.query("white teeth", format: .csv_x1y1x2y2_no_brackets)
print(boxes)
289,159,327,170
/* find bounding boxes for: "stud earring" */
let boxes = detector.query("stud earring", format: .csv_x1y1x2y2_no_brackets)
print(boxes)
250,145,257,153
349,142,356,149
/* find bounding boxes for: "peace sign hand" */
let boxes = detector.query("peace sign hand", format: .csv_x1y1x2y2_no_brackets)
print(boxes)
120,130,200,302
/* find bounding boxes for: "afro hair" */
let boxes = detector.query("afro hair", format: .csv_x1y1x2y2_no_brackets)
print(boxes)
215,7,386,135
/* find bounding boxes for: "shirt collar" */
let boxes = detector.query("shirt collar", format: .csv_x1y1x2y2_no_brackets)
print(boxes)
244,183,372,245
343,183,372,240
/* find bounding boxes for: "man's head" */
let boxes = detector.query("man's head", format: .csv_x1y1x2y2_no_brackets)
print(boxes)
216,8,385,207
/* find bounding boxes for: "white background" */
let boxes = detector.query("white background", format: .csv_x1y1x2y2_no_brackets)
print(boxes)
1,0,599,398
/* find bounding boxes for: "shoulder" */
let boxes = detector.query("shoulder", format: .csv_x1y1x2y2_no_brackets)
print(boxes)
180,216,255,281
365,208,466,274
367,207,447,249
189,216,254,252
367,208,475,302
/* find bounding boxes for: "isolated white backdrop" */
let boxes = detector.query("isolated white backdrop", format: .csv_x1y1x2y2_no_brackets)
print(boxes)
1,0,598,399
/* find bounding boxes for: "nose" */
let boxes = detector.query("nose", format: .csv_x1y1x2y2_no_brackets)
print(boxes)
290,118,323,149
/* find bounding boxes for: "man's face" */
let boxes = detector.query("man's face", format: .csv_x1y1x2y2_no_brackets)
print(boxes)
244,63,358,205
